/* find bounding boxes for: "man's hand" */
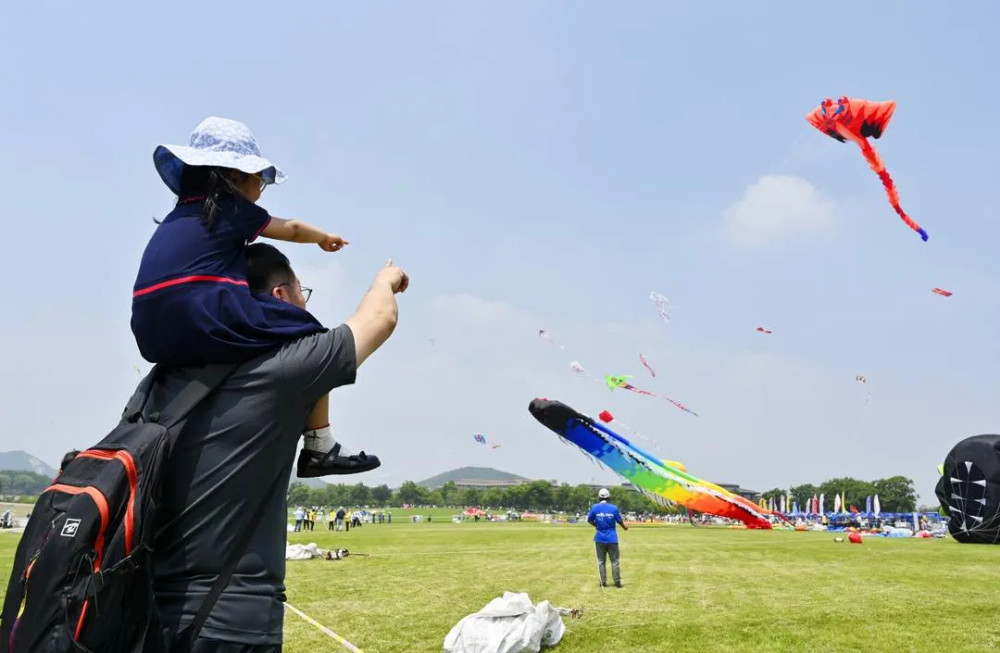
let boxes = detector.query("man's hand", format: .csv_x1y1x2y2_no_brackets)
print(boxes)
376,259,409,294
318,234,349,252
347,258,409,367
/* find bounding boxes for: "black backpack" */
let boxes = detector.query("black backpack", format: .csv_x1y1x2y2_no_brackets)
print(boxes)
0,363,278,653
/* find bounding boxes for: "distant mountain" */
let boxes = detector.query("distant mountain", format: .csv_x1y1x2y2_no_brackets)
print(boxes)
289,477,329,490
0,451,57,478
417,467,532,489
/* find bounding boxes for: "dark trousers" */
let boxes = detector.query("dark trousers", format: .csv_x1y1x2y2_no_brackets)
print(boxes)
595,542,621,585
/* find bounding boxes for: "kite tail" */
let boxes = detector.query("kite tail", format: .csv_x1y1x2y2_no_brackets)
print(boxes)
622,383,655,397
858,139,928,242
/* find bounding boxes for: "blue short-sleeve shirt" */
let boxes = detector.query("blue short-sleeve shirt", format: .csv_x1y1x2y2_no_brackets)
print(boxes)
587,501,624,544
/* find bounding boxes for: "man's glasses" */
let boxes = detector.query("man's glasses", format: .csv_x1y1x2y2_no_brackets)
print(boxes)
251,173,267,192
275,282,312,303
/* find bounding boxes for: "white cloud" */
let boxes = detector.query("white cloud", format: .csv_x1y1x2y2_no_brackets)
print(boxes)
722,175,836,248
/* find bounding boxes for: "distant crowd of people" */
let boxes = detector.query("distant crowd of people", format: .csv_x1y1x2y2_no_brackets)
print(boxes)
292,506,393,532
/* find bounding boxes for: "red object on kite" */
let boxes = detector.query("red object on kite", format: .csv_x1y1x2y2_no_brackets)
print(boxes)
598,410,614,423
756,327,772,334
932,288,952,297
806,97,928,242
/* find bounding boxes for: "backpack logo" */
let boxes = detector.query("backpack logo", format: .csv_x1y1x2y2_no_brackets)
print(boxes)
61,518,81,537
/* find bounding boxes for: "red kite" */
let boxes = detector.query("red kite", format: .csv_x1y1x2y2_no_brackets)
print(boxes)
806,97,927,242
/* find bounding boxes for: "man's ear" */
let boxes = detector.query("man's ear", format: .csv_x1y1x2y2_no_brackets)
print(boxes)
272,285,288,301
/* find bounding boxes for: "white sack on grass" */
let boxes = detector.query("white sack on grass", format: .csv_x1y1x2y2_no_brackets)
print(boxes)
285,542,322,560
443,592,567,653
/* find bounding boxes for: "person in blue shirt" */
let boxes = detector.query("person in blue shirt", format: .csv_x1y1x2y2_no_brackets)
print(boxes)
586,488,628,588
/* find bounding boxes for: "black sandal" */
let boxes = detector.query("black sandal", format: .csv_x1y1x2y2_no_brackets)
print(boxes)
296,443,382,477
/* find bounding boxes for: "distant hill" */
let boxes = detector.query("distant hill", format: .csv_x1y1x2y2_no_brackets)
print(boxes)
417,467,531,489
288,477,331,490
0,451,57,478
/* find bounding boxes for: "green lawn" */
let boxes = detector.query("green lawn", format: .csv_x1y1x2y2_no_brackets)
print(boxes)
4,521,1000,652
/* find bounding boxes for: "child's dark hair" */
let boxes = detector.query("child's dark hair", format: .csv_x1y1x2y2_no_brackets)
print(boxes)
246,243,296,294
175,165,246,230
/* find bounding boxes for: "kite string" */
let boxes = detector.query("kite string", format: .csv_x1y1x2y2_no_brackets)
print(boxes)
763,126,813,176
285,602,365,652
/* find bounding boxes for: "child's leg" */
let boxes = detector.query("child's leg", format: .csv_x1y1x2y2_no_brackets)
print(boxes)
302,394,341,453
298,394,381,477
306,394,330,431
301,395,367,456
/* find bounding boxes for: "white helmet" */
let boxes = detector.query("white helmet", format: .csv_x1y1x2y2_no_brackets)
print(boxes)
598,488,611,499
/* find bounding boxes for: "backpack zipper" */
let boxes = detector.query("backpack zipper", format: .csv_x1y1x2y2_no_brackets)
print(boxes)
8,524,55,651
76,449,138,554
41,483,110,641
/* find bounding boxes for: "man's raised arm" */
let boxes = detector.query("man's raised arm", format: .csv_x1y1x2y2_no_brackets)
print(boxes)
280,258,409,407
346,259,409,367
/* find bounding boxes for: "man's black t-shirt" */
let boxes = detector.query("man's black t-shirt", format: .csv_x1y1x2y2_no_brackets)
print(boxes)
139,326,356,645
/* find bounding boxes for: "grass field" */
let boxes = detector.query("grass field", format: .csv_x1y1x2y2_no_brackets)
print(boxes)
4,518,1000,652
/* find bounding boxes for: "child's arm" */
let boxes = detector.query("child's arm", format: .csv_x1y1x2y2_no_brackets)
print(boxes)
260,216,348,252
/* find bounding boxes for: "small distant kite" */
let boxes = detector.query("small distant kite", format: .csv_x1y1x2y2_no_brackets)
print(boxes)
604,374,699,417
605,374,632,391
570,361,586,374
855,375,872,404
649,292,671,325
854,374,872,406
756,327,772,334
932,288,953,297
806,96,927,242
538,329,564,349
474,433,501,450
639,353,656,377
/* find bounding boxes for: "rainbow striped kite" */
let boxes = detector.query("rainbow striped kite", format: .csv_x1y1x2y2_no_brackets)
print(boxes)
529,398,776,529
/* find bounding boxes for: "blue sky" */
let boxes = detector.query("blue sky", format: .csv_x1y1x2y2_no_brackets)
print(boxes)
1,2,997,503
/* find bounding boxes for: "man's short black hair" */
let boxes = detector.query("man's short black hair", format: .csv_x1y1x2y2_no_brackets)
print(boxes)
60,449,80,472
246,243,296,294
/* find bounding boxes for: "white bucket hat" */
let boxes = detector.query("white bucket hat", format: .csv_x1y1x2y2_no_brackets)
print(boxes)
598,488,610,499
153,116,287,195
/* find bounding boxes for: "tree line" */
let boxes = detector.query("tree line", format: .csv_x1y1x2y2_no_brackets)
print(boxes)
0,470,917,515
0,470,52,496
288,479,671,515
759,476,918,513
